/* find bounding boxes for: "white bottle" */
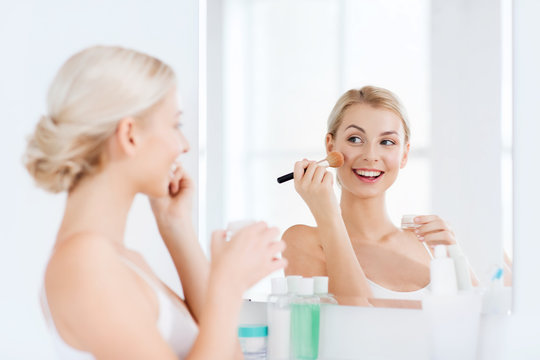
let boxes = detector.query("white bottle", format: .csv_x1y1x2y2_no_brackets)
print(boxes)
267,278,290,360
447,244,473,291
313,276,338,304
286,275,302,295
430,245,458,295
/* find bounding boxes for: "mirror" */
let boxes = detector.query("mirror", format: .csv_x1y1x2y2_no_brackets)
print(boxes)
205,0,512,309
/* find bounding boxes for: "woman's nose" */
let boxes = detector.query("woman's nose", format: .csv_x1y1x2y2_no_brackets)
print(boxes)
179,132,190,153
363,143,379,161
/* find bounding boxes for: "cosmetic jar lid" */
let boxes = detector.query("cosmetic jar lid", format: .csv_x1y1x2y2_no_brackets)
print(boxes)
313,276,329,294
238,324,268,338
401,214,420,229
271,277,288,295
297,278,314,296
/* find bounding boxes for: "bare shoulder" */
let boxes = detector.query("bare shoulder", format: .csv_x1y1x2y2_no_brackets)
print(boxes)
45,234,160,355
282,224,326,277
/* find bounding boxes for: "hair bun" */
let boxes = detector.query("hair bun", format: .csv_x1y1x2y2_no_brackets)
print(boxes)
24,115,84,193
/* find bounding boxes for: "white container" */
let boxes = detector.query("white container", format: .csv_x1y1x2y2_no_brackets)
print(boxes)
286,275,302,295
447,244,473,291
313,276,338,304
267,278,290,360
430,245,457,295
423,245,481,360
238,324,268,360
423,292,482,360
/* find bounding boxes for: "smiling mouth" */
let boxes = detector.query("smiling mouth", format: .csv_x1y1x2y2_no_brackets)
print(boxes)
354,169,384,180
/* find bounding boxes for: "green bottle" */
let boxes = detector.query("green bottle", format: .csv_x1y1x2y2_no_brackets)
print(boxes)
290,278,320,360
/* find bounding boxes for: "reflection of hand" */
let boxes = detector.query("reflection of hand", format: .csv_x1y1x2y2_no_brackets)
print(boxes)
293,159,339,218
413,215,456,247
149,162,195,235
210,222,287,293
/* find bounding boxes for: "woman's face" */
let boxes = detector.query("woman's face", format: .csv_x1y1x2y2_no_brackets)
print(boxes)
327,103,409,199
137,88,189,197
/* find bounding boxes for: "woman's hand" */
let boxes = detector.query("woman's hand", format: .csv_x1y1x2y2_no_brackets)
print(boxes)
293,159,339,218
413,215,457,247
149,162,195,234
209,222,287,294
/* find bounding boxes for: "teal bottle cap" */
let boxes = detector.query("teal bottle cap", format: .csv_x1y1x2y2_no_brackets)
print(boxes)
238,324,268,338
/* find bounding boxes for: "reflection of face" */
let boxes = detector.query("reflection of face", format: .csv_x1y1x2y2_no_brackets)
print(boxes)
138,89,189,197
328,104,408,199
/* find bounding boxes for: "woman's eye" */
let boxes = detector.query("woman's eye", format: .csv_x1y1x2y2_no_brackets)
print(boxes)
347,136,362,144
381,139,396,145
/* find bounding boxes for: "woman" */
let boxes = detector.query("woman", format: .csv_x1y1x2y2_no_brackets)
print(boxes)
282,86,479,307
25,46,286,359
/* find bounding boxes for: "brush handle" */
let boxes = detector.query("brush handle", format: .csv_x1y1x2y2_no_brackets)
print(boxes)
277,172,294,183
277,159,330,184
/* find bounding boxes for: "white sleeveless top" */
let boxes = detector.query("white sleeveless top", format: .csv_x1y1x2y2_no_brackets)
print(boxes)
367,279,430,300
41,257,199,359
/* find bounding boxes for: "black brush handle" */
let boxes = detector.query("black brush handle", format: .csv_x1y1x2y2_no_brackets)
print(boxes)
277,172,294,183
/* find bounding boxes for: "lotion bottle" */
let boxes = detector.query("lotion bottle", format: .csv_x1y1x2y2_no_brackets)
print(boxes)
267,278,290,360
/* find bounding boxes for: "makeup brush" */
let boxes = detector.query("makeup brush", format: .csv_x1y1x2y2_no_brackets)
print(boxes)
277,151,344,184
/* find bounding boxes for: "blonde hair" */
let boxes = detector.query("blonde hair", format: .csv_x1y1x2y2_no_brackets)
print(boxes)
24,45,176,193
327,86,410,143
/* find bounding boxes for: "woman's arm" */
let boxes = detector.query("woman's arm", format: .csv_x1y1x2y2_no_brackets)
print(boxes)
289,160,372,305
47,225,285,360
149,163,208,323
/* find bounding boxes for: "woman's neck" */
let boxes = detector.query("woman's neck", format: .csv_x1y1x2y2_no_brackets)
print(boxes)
339,188,397,245
57,167,137,249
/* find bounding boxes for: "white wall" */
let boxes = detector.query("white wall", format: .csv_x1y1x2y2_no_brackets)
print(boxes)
0,1,198,358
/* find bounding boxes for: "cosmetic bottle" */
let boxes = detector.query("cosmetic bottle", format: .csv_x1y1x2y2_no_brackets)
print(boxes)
423,245,481,360
267,278,290,360
447,244,473,291
238,324,268,360
313,276,337,304
290,278,320,360
430,245,457,295
286,275,302,295
482,266,511,314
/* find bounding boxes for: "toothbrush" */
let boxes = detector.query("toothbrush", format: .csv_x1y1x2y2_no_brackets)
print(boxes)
277,151,344,183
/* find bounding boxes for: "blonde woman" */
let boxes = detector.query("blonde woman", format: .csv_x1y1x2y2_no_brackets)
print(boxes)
283,86,486,307
25,46,286,359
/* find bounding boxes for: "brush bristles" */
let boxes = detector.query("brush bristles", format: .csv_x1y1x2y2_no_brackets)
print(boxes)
326,151,344,168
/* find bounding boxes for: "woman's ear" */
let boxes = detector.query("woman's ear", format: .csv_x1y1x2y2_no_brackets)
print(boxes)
325,133,334,154
400,142,410,169
115,117,138,157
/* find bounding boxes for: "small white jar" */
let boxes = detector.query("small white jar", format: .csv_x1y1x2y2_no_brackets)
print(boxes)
238,324,268,360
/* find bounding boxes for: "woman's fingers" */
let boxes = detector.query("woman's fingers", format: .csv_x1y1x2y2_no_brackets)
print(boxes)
414,215,439,224
420,230,455,246
416,219,449,235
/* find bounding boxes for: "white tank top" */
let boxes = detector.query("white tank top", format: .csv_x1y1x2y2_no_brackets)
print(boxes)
367,278,430,300
41,257,199,359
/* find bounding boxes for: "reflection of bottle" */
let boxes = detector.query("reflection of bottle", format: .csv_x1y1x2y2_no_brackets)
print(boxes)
291,278,320,360
313,276,337,304
430,245,457,295
447,244,473,291
267,278,290,360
